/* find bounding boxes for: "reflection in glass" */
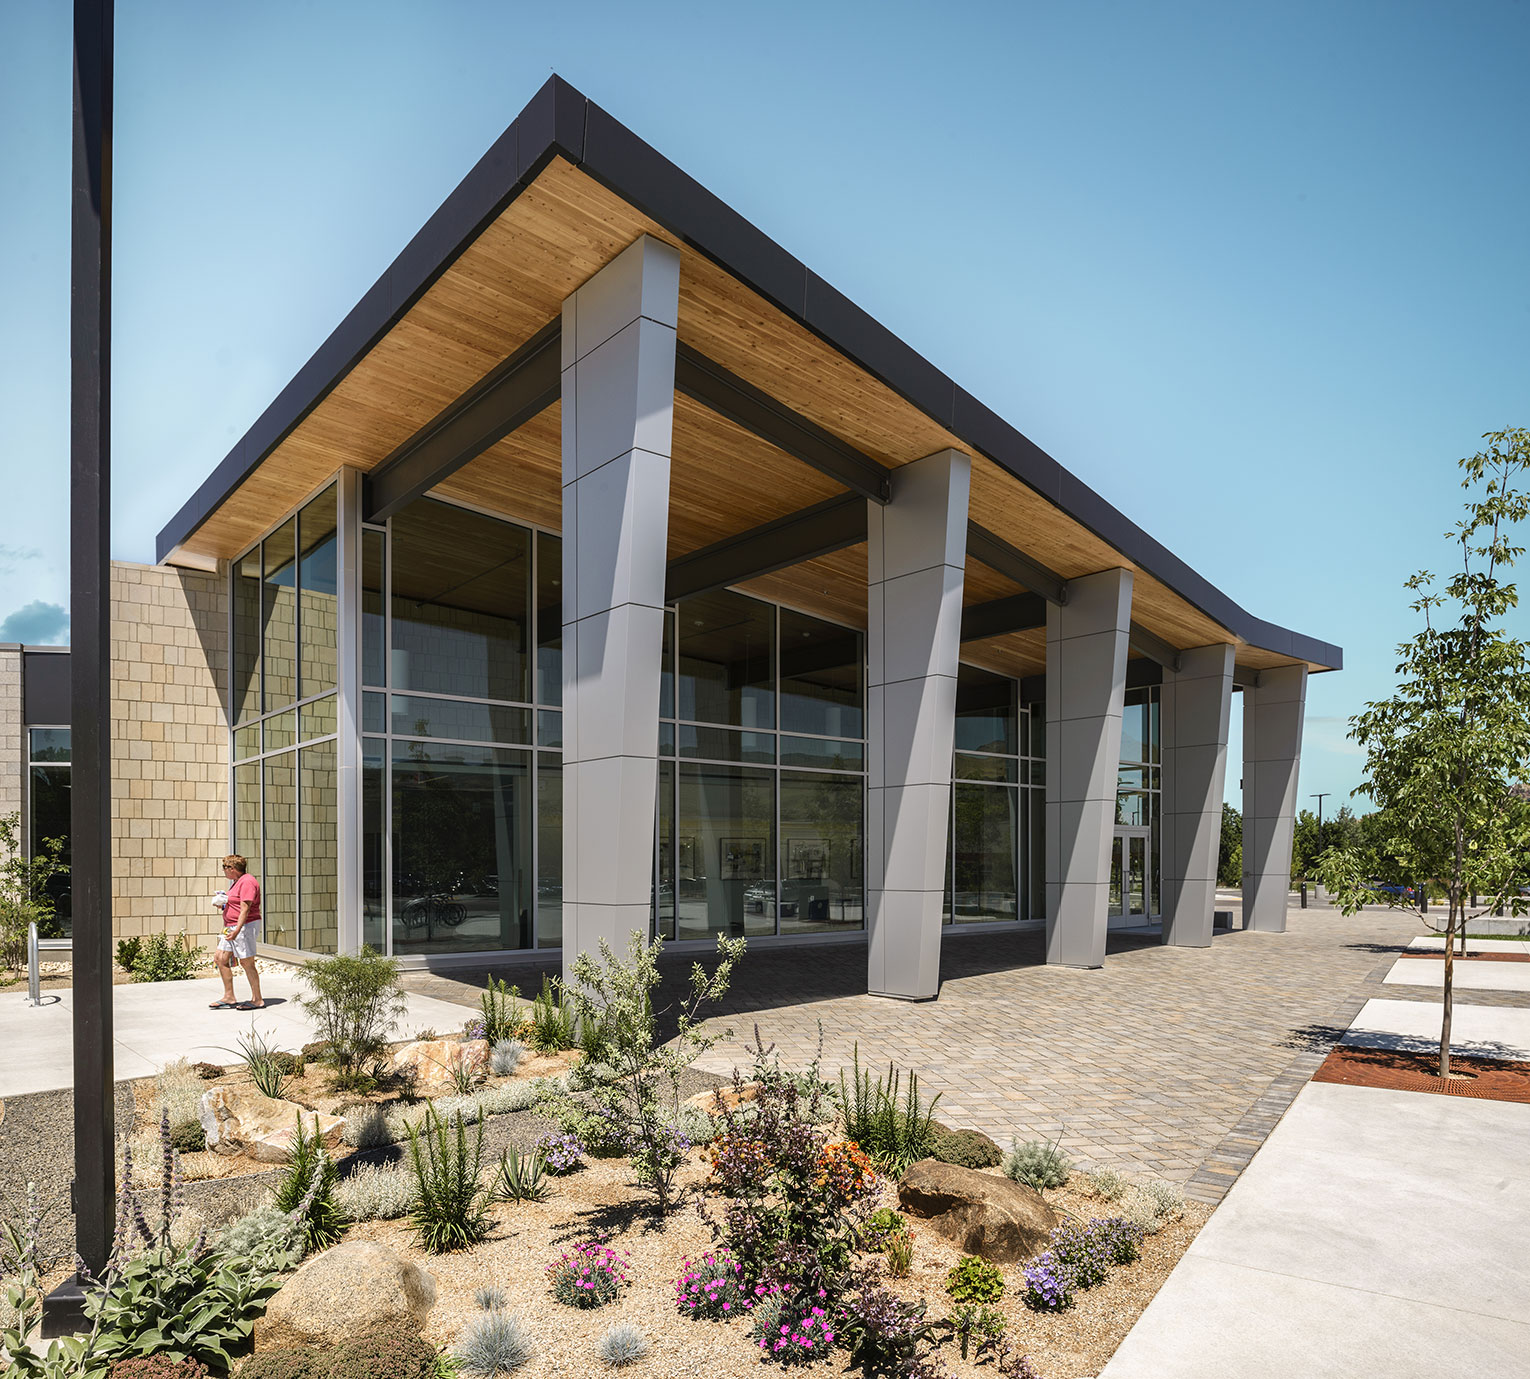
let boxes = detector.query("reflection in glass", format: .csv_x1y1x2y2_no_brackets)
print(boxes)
778,772,863,934
676,764,774,941
779,610,862,738
676,724,774,764
656,760,675,940
363,742,385,950
391,499,530,703
955,664,1017,755
537,711,563,749
391,741,532,955
660,609,675,719
29,729,71,762
952,782,1018,923
300,694,337,743
234,761,262,882
390,695,530,746
1027,791,1045,921
300,740,338,953
233,549,262,722
263,753,297,948
234,723,260,761
298,485,338,701
363,692,385,735
1120,689,1151,765
264,709,297,753
262,519,297,711
537,755,562,948
955,753,1017,783
677,590,774,729
536,532,562,706
28,761,71,932
779,737,863,771
363,528,386,688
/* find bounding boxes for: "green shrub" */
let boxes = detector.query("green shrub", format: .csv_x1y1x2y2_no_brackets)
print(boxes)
1082,1166,1127,1202
858,1207,907,1249
944,1254,1004,1304
1003,1136,1071,1191
947,1302,1006,1360
169,1119,207,1154
228,1029,292,1101
493,1143,550,1204
115,937,143,973
219,1204,305,1275
341,1103,394,1150
132,933,200,983
931,1125,1001,1169
271,1115,345,1254
335,1164,418,1222
87,1246,280,1374
1120,1178,1184,1235
237,1322,439,1379
479,977,523,1045
884,1230,913,1278
838,1043,939,1174
408,1107,491,1253
153,1060,205,1126
297,947,407,1080
526,975,576,1053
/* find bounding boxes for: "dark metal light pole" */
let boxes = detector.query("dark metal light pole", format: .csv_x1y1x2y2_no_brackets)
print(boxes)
46,0,115,1332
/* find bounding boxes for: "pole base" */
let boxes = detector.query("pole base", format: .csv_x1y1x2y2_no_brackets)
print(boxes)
41,1275,89,1338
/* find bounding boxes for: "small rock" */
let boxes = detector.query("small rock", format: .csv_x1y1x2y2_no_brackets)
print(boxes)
684,1081,761,1114
898,1158,1062,1262
391,1038,489,1094
198,1085,344,1162
255,1241,435,1350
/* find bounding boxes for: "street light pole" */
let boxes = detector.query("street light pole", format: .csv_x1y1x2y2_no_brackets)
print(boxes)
1309,792,1331,901
46,0,116,1334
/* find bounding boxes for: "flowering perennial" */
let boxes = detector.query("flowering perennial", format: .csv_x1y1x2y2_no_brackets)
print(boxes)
1020,1249,1077,1312
673,1250,752,1320
812,1141,879,1206
546,1237,631,1308
1091,1214,1146,1265
1047,1220,1112,1289
754,1300,837,1365
533,1130,585,1175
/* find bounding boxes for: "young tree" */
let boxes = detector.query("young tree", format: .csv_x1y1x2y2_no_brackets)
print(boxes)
0,812,67,972
1317,429,1530,1077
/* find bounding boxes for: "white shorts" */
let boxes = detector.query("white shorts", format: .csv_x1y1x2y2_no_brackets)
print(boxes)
218,926,258,961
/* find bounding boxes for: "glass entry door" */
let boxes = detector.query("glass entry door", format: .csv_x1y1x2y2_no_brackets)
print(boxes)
1109,827,1151,922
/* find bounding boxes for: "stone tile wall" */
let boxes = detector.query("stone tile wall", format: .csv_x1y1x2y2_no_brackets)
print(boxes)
0,646,21,837
110,560,230,945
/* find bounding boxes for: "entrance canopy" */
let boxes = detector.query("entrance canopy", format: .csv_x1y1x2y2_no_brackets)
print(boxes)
155,75,1339,684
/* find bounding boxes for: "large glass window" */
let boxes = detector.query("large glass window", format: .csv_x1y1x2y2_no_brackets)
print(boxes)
660,593,865,942
391,742,532,956
233,551,262,723
262,518,298,712
944,665,1044,925
1113,685,1162,918
536,530,562,707
263,753,297,949
300,740,338,953
27,728,71,935
298,487,339,701
390,498,531,704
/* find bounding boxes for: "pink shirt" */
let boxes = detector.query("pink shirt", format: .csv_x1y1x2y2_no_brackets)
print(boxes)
227,874,261,927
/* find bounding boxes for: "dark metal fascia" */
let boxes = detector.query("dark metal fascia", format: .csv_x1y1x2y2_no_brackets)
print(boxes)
362,319,561,524
965,524,1069,606
960,592,1048,644
665,492,867,605
675,344,891,505
1128,621,1183,674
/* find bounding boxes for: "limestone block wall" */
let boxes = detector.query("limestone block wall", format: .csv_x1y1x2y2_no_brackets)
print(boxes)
0,646,21,837
110,561,230,945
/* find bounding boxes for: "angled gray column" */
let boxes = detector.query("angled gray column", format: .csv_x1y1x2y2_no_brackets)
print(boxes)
1242,664,1308,933
866,448,969,1000
1045,568,1133,968
560,235,680,982
1160,643,1234,948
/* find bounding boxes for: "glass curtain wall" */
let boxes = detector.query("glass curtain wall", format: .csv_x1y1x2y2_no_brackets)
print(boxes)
1114,685,1162,915
945,663,1046,924
27,728,72,934
361,498,561,957
658,591,866,942
229,484,341,951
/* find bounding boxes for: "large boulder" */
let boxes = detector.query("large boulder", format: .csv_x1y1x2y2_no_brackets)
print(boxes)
391,1037,489,1095
198,1086,344,1163
898,1158,1062,1263
255,1241,435,1350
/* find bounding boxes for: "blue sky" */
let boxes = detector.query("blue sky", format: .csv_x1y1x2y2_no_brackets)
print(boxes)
1,0,1527,812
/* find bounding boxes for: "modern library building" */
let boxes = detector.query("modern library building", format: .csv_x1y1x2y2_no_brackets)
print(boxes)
4,78,1340,999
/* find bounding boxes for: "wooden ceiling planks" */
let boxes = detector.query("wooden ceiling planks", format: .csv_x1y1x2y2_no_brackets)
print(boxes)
175,156,1319,669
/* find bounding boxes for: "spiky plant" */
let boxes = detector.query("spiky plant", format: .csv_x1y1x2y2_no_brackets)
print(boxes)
490,1038,525,1077
454,1308,532,1376
272,1113,345,1252
596,1322,649,1368
408,1107,491,1253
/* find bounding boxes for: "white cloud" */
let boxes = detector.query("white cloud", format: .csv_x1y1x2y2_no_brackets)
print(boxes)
0,600,70,645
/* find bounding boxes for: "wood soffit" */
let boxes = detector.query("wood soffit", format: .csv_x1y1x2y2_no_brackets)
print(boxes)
170,146,1331,673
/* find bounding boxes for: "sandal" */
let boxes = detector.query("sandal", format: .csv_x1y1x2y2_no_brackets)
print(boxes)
208,999,239,1009
237,1001,266,1010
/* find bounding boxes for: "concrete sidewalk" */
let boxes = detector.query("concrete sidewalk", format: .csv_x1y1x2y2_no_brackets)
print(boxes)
1103,983,1530,1378
1383,957,1530,992
0,973,478,1098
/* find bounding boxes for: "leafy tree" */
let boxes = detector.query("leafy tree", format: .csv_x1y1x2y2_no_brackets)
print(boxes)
0,812,67,972
1316,429,1530,1077
1217,804,1242,887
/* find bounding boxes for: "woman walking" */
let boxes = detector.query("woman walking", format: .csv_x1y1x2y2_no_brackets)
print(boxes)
210,853,264,1010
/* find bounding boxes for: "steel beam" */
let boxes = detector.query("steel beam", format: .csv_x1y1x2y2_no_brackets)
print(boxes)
665,493,866,604
1128,620,1183,673
54,0,114,1330
960,592,1047,643
675,343,892,504
965,523,1069,605
1233,662,1263,689
362,319,561,523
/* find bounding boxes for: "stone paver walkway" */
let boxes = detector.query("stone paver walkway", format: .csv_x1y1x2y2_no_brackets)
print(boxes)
403,904,1422,1195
